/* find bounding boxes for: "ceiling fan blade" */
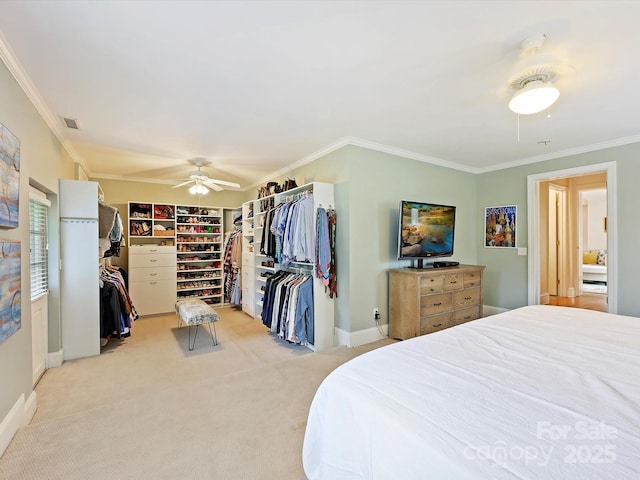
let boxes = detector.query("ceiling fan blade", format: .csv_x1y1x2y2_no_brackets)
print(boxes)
171,179,195,189
207,179,241,188
203,179,224,191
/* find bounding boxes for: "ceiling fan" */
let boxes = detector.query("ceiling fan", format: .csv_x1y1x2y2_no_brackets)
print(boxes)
171,159,240,194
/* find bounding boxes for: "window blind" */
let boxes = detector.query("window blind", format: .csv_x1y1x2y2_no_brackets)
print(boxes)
29,197,49,299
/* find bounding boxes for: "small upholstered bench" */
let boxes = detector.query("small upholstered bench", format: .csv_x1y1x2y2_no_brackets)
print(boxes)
176,299,220,350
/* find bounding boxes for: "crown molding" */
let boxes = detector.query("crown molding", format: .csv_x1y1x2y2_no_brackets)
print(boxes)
343,137,480,173
90,173,179,186
249,136,479,190
0,30,92,177
479,134,640,174
249,137,353,190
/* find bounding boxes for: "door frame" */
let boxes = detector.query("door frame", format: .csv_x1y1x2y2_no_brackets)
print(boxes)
527,161,617,313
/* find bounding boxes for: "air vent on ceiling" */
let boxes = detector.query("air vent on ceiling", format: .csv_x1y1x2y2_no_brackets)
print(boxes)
63,117,79,129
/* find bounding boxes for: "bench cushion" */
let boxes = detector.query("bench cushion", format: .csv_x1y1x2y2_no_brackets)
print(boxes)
176,299,220,325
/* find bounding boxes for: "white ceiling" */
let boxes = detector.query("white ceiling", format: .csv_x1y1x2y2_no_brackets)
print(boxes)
1,1,640,190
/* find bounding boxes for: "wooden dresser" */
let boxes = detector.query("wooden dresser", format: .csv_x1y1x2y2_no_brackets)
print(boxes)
389,265,485,339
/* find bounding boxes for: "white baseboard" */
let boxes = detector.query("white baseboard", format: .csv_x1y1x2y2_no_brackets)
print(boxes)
47,348,64,368
24,391,37,426
335,324,388,347
0,391,38,458
482,305,509,317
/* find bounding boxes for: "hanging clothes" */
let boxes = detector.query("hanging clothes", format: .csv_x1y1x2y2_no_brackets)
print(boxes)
262,193,316,265
223,228,242,303
261,270,314,345
99,263,137,342
316,207,338,298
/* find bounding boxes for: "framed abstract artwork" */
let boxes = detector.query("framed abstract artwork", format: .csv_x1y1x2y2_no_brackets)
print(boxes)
0,242,21,343
0,122,21,228
484,205,516,248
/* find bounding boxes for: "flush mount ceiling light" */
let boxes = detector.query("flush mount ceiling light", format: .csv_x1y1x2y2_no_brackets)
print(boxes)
507,34,561,115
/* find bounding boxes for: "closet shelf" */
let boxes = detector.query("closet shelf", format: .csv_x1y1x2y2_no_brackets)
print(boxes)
177,275,221,282
256,265,276,272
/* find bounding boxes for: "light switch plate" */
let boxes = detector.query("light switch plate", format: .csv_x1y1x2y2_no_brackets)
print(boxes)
517,247,527,256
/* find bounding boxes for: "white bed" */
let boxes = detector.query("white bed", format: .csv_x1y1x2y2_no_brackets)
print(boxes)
303,305,640,479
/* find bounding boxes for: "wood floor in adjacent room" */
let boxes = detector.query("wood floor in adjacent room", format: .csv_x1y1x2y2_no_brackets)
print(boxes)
547,292,608,312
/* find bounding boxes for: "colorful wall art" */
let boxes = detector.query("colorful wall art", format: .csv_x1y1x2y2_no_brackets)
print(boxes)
0,122,21,229
0,241,21,343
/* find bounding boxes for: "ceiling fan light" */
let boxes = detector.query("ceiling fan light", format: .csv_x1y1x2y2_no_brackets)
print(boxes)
508,80,560,115
189,183,209,196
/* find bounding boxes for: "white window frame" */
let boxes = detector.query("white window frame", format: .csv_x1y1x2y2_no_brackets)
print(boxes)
29,187,51,301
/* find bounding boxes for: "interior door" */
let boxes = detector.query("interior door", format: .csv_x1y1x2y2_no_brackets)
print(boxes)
548,188,558,296
31,293,48,385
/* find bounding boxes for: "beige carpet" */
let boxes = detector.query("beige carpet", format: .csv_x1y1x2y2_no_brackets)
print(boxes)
0,308,393,480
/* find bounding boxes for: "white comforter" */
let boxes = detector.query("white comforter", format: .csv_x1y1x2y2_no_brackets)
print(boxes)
303,305,640,479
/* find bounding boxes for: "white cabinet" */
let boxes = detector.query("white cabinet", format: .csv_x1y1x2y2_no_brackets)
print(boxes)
129,245,176,316
59,179,100,360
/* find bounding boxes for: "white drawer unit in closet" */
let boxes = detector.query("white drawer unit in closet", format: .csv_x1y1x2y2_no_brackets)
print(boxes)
129,245,177,316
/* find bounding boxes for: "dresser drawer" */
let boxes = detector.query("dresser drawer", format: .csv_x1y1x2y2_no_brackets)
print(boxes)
129,245,176,255
130,279,176,316
443,273,463,291
453,287,480,308
464,271,482,288
129,253,176,268
130,266,175,281
453,306,481,325
420,292,452,315
242,252,255,266
420,275,444,294
242,266,254,281
420,312,454,335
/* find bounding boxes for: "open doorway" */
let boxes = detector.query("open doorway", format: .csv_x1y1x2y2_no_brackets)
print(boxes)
579,188,607,297
527,162,617,313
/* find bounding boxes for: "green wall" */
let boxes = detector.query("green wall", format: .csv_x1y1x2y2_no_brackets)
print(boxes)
0,59,74,421
234,145,478,334
477,143,640,317
345,148,477,332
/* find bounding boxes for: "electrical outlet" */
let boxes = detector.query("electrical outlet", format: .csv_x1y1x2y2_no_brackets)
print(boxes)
373,308,380,321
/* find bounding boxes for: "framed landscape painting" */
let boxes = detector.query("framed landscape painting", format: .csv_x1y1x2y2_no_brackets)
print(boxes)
0,122,21,228
0,242,21,343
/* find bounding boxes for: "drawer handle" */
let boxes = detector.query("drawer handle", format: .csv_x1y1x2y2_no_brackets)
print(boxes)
150,281,158,285
464,296,472,300
433,323,442,328
449,281,457,284
150,273,158,276
150,259,158,262
149,249,158,252
463,315,472,320
433,302,442,306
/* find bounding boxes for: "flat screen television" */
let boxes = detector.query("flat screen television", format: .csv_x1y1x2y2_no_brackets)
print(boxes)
397,200,456,266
